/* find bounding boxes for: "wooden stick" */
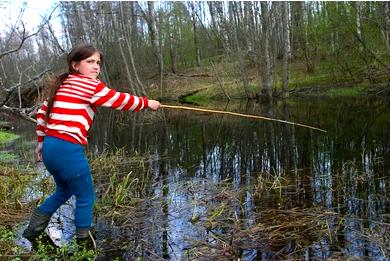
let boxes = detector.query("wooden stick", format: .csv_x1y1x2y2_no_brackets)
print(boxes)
161,104,327,133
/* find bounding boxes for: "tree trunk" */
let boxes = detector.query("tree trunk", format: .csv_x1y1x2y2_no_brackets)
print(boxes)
384,2,390,53
215,2,233,62
189,2,201,67
299,2,314,73
260,2,272,100
147,2,163,74
119,2,146,95
109,3,136,94
355,2,362,40
230,2,250,98
244,2,256,63
281,2,290,98
167,4,177,74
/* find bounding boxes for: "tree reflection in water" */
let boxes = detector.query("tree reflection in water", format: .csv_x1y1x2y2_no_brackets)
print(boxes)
90,97,389,260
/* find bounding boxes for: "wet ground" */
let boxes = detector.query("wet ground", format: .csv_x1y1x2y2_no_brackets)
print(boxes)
9,97,390,260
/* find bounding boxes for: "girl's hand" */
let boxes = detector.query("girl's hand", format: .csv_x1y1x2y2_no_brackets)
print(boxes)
35,142,43,162
148,100,161,111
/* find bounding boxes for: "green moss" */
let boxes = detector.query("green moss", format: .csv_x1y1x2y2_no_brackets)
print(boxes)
181,94,208,105
0,131,19,145
289,74,335,89
325,87,362,97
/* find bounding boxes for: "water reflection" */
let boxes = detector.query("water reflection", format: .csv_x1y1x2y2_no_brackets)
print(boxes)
19,97,387,260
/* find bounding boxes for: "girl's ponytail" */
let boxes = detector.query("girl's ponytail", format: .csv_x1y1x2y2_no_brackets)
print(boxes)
44,72,68,124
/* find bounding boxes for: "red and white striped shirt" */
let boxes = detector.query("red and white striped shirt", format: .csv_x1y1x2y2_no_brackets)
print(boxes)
36,73,148,145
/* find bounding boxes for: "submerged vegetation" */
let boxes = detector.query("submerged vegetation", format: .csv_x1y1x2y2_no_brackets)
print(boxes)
91,149,152,211
0,96,389,260
181,164,390,260
0,143,389,260
0,161,34,258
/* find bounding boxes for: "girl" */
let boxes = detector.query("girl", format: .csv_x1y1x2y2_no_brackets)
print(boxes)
23,44,161,250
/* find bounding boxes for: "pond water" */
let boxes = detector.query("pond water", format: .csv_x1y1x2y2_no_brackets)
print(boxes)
88,97,390,260
14,97,390,260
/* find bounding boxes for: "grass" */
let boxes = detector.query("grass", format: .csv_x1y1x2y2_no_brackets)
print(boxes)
0,162,35,259
0,131,19,146
0,229,98,260
150,56,388,101
288,73,336,89
325,86,362,96
0,226,25,259
0,152,17,163
0,142,153,258
89,149,151,213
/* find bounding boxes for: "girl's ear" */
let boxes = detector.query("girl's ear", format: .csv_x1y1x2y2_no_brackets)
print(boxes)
71,61,79,72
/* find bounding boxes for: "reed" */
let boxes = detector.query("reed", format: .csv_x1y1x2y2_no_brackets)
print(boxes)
0,162,35,225
89,149,151,213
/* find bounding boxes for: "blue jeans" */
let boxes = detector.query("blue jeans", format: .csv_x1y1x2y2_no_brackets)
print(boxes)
38,136,94,229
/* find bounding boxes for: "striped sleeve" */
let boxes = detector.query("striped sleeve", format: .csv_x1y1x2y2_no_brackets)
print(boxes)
36,100,48,142
90,82,148,111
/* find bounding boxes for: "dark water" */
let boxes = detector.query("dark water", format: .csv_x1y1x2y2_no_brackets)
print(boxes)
13,97,390,259
87,97,390,260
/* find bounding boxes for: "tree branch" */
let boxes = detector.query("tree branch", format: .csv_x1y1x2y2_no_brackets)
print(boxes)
0,4,60,60
0,68,51,107
0,105,37,123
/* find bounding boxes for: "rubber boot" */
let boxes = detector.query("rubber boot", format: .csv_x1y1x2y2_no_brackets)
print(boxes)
22,208,58,251
75,227,97,251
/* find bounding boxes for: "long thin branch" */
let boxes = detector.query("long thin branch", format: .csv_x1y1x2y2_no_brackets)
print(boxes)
4,68,51,93
0,105,37,123
1,68,51,107
161,104,327,133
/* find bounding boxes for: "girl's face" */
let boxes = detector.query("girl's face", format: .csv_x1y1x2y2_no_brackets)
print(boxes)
72,52,101,79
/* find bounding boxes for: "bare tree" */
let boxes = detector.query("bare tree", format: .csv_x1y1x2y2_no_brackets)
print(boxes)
189,2,201,67
137,2,163,74
119,2,146,95
0,4,59,60
384,2,390,53
260,2,272,100
281,2,290,98
0,5,59,122
299,2,314,73
230,2,250,98
167,3,177,74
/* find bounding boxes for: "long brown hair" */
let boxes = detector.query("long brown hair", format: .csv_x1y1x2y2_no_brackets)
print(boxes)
44,44,104,123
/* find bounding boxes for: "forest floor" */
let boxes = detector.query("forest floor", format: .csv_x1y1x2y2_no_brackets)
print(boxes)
146,60,390,104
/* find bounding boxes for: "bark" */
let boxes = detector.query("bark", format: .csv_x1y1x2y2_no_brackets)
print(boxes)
244,2,257,63
281,2,290,98
119,2,146,95
139,2,163,74
167,16,177,74
355,2,362,40
70,2,87,44
299,2,314,73
230,2,249,98
260,2,272,100
384,2,390,53
215,2,233,61
109,3,136,94
207,2,218,33
189,2,201,67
